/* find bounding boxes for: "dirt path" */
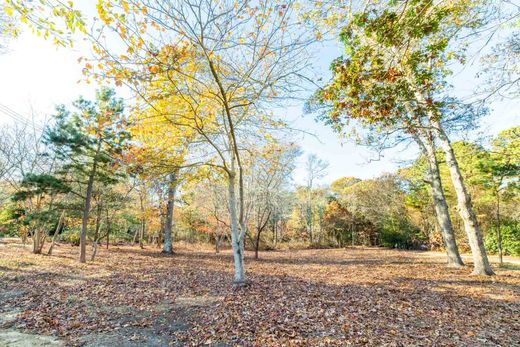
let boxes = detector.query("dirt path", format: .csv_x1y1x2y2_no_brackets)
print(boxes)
1,289,63,346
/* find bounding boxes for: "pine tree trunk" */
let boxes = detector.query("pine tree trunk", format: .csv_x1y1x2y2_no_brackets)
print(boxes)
432,120,494,275
421,135,464,268
228,172,246,284
163,172,177,254
80,142,101,263
33,229,42,254
91,210,103,262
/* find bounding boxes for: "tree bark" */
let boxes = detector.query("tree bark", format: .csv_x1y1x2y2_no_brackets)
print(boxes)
91,206,103,262
228,172,246,284
80,141,101,263
163,172,177,254
272,217,277,246
139,190,145,249
48,210,65,255
496,191,503,265
215,235,220,254
106,209,110,249
421,135,464,268
254,231,260,260
140,221,145,249
432,120,494,275
33,229,45,254
254,210,271,260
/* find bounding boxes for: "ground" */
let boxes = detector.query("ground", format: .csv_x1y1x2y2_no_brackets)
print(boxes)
0,239,519,346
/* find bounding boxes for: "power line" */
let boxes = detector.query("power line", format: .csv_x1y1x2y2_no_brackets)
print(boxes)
0,103,45,132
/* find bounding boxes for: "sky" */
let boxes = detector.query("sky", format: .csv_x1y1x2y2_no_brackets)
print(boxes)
0,12,518,186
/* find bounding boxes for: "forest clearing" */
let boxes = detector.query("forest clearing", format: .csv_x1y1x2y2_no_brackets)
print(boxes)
1,239,519,346
1,0,520,346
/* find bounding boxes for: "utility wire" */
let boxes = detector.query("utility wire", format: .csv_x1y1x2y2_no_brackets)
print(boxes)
0,102,45,132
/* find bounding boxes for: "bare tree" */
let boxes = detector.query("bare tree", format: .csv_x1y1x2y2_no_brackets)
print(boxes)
304,153,328,244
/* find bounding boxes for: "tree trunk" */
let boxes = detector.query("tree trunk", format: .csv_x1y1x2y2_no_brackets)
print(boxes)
91,210,103,262
48,210,65,255
307,192,313,244
272,218,277,246
140,221,145,249
421,135,464,268
254,229,261,260
496,192,503,266
163,172,177,254
432,120,494,275
33,229,44,254
139,191,145,249
80,142,101,263
91,241,98,261
228,172,246,284
106,209,110,249
215,235,220,253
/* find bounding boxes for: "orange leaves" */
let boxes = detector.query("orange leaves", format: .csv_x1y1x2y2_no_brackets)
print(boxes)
148,65,159,74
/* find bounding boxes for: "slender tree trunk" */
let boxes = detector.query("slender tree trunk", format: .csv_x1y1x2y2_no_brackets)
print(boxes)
106,209,110,249
163,172,177,254
307,187,313,244
432,120,494,275
228,172,246,284
254,228,261,260
48,210,65,255
272,218,277,246
21,229,27,245
421,135,464,268
33,229,46,254
33,229,41,254
140,221,145,249
91,208,103,262
139,192,145,249
496,192,503,266
91,241,98,261
80,142,101,263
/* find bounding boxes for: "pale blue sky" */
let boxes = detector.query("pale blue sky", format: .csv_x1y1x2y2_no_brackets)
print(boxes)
0,18,518,186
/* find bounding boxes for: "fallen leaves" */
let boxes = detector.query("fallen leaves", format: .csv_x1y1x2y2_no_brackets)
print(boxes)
0,240,519,346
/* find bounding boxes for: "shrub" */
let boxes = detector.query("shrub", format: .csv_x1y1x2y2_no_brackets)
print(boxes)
484,221,520,256
380,217,425,249
60,228,80,246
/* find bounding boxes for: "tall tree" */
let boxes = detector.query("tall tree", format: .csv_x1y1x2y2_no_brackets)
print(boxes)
244,142,299,258
303,154,328,244
127,98,196,254
44,88,128,263
479,127,520,264
90,0,313,284
314,0,494,274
